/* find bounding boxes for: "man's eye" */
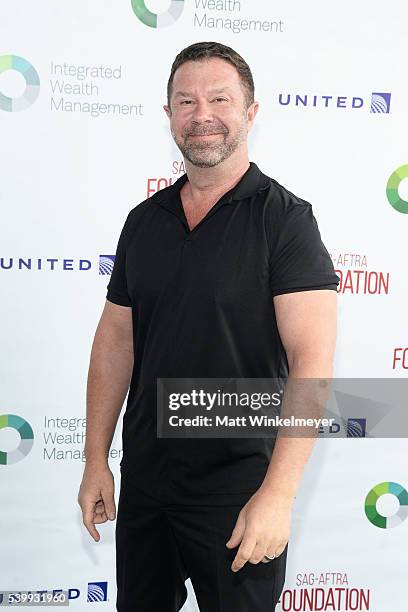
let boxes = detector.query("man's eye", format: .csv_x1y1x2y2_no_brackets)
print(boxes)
214,98,227,102
180,100,192,105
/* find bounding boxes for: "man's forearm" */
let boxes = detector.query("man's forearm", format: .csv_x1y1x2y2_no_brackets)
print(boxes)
260,436,317,502
84,330,134,466
260,356,334,501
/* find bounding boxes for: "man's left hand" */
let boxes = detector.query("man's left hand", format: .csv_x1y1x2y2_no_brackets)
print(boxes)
225,486,293,572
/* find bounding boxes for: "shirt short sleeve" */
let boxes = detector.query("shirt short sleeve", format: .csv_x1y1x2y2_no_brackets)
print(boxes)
269,201,340,297
106,211,133,307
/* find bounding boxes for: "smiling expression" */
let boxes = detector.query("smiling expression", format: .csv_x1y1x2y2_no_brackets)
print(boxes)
164,58,257,168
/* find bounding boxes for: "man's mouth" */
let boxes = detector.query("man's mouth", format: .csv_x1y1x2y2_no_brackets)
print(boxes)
187,133,223,139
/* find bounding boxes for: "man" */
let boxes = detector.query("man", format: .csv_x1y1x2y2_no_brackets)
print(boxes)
78,41,339,611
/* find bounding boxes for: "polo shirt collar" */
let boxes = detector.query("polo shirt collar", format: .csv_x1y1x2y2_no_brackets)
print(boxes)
153,161,269,208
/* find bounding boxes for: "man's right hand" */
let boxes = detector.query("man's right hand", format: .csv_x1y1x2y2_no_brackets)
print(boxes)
77,464,116,542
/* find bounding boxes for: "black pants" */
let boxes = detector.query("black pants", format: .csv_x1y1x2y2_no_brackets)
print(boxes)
115,472,288,611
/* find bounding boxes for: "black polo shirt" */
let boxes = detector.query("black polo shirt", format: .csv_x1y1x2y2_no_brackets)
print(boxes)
106,162,340,504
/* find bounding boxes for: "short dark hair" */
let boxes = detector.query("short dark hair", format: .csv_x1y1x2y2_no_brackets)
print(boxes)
167,41,255,110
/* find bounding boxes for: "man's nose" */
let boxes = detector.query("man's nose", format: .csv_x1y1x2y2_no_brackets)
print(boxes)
191,99,214,123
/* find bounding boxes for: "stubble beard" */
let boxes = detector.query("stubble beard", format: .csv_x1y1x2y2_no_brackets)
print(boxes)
171,116,248,168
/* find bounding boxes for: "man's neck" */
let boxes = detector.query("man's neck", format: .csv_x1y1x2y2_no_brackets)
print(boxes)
183,153,250,203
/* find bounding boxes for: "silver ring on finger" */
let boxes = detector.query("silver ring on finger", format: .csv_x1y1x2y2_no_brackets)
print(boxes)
263,553,276,561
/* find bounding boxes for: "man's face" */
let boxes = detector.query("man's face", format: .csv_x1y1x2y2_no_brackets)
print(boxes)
164,58,257,168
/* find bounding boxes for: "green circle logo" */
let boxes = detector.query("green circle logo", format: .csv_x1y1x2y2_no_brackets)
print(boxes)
131,0,184,28
365,481,408,529
0,55,40,112
0,414,34,465
386,164,408,214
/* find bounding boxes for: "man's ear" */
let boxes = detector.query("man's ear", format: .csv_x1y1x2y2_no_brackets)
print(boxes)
163,104,171,119
247,101,259,130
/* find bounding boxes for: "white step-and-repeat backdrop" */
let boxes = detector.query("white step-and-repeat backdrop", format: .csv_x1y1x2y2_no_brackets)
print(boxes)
1,1,407,611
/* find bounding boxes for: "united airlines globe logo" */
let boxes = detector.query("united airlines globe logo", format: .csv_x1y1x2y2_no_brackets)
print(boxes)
365,482,408,529
370,92,391,113
87,582,108,602
99,255,115,274
131,0,184,28
0,55,40,112
0,414,34,465
386,164,408,214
